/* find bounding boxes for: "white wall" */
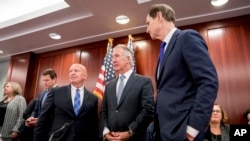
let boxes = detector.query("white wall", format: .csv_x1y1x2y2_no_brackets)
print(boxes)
0,60,10,99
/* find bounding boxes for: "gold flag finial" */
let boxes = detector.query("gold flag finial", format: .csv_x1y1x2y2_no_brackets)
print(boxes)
108,38,114,46
128,34,134,40
106,38,114,53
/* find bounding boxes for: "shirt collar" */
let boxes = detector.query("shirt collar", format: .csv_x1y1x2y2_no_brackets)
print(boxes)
163,27,177,44
46,84,58,91
71,85,84,92
119,69,133,79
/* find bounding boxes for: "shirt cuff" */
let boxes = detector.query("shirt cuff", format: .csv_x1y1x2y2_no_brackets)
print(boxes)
186,125,199,137
103,127,110,136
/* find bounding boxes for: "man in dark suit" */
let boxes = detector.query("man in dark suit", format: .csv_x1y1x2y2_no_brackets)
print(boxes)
146,4,218,141
34,64,99,141
19,99,37,141
24,69,58,141
100,44,155,141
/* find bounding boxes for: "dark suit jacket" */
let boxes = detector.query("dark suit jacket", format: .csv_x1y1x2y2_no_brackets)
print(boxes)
155,29,218,141
24,99,38,120
32,91,46,118
34,85,99,141
101,72,155,141
32,86,59,118
19,99,37,141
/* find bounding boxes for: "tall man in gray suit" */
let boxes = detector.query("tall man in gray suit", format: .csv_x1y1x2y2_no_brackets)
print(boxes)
146,4,218,141
34,64,99,141
101,44,155,141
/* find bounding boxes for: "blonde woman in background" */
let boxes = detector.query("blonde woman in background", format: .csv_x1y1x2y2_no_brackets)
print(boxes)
204,103,230,141
0,82,27,141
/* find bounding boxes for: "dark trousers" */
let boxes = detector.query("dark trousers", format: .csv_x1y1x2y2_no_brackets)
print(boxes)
19,124,34,141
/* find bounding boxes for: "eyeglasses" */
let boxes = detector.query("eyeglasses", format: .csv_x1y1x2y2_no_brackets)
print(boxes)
212,110,221,114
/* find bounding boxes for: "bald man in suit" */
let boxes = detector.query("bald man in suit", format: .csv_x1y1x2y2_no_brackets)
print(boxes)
34,64,99,141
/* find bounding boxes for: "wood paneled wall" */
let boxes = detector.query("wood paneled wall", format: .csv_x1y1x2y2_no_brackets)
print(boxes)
8,14,250,124
29,47,80,102
208,23,250,124
7,52,35,101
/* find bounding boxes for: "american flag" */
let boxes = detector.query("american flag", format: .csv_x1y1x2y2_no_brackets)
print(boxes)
128,34,136,72
93,38,115,99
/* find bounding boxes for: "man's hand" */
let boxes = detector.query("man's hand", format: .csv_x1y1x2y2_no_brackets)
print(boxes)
186,133,194,141
25,117,38,126
104,131,130,141
104,132,119,141
10,131,18,141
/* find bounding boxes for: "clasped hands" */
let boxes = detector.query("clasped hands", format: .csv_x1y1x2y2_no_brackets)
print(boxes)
104,131,130,141
25,117,38,127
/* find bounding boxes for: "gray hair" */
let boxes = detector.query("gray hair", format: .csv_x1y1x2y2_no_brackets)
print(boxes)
113,44,134,67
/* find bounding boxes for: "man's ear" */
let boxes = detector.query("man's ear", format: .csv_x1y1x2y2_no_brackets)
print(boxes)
126,56,131,63
156,12,163,22
84,74,88,80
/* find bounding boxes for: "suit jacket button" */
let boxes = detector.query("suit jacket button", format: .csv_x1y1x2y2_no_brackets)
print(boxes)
115,110,118,112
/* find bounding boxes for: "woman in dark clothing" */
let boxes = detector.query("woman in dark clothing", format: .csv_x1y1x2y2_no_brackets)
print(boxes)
204,103,230,141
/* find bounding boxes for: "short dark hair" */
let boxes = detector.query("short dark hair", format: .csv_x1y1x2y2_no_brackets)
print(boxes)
42,69,57,79
148,4,176,22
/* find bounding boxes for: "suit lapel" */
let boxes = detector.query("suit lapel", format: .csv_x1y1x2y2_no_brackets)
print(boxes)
39,91,47,110
156,56,160,80
64,85,75,116
117,73,137,107
158,29,181,83
78,88,89,116
113,78,119,106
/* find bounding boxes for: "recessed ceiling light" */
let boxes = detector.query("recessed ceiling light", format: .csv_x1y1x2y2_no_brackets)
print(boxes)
211,0,229,6
49,33,61,40
116,15,130,24
0,50,3,54
137,0,151,4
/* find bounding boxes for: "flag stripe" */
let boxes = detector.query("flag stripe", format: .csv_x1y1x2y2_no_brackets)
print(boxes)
93,39,115,99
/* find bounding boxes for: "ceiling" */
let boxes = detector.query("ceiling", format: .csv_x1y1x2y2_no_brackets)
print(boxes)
0,0,250,61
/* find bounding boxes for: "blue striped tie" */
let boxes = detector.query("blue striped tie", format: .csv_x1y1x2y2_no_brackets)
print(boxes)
74,89,81,116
